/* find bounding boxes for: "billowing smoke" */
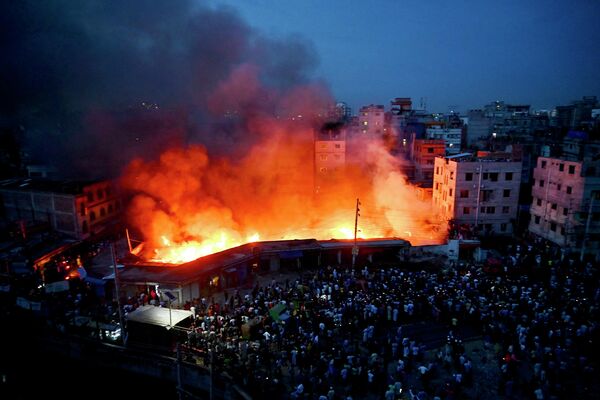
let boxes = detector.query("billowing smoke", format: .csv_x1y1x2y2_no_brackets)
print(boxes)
2,1,446,254
0,0,322,177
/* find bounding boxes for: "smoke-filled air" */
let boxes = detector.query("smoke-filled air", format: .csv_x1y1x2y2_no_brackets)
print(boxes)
121,64,446,263
2,1,447,262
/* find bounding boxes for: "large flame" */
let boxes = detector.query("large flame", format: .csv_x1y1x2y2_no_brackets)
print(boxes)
121,132,446,264
120,66,446,264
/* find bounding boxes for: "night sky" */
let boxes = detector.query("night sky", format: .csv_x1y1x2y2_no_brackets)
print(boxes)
217,0,600,112
1,0,599,177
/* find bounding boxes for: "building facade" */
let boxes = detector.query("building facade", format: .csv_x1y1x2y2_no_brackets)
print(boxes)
0,179,121,239
412,139,446,182
314,124,346,194
433,153,522,235
528,157,600,258
426,127,462,155
358,104,386,136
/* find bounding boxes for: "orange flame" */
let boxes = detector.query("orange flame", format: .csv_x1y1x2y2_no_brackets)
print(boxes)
120,66,446,264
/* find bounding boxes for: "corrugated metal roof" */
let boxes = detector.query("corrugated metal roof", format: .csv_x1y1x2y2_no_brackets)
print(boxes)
126,305,193,328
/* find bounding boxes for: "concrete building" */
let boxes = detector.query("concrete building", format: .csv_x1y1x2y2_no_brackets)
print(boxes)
528,157,600,259
314,123,346,194
412,139,446,182
465,109,490,148
358,104,386,136
433,153,522,236
426,126,462,154
552,96,599,130
0,179,121,239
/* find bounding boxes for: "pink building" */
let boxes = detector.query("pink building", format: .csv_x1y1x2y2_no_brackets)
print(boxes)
433,153,522,235
529,157,600,257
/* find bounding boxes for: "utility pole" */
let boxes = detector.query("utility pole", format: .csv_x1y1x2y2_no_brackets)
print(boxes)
352,198,361,269
474,161,483,228
580,191,596,262
111,241,127,346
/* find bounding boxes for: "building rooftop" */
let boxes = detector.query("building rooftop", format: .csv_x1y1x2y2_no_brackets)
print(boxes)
119,238,410,286
126,305,193,328
0,178,102,195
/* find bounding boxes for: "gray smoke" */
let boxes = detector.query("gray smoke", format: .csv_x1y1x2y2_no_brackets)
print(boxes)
0,0,327,178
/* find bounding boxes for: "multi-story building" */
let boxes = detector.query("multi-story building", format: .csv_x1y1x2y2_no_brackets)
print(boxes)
0,179,121,239
314,123,346,194
426,126,462,154
433,153,522,235
412,139,446,182
357,104,386,136
528,157,600,259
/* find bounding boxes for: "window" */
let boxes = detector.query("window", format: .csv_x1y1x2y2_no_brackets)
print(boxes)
563,207,568,216
537,198,542,206
97,189,104,200
489,172,499,182
503,189,511,198
449,188,453,197
427,147,434,153
486,206,496,214
362,121,368,126
560,227,565,235
108,204,114,214
482,190,493,201
100,207,106,217
566,186,572,194
550,223,556,232
436,167,440,175
465,172,473,181
80,203,85,217
500,223,507,232
541,160,547,169
450,171,454,180
503,206,510,214
435,182,439,190
505,172,513,181
82,221,88,234
87,192,94,202
90,211,96,222
483,173,489,180
319,154,328,161
463,207,470,215
557,184,562,191
320,143,327,149
539,180,545,187
480,207,486,214
534,215,541,224
334,144,341,149
460,190,469,198
568,165,575,174
559,163,564,172
551,203,557,210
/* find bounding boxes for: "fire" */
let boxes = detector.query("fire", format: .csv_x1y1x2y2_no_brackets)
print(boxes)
119,66,446,264
121,136,447,264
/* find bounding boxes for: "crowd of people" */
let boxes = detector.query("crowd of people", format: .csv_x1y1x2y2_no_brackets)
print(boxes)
174,239,599,399
7,236,599,399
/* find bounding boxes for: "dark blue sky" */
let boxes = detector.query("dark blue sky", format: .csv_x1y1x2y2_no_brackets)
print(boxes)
215,0,600,113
